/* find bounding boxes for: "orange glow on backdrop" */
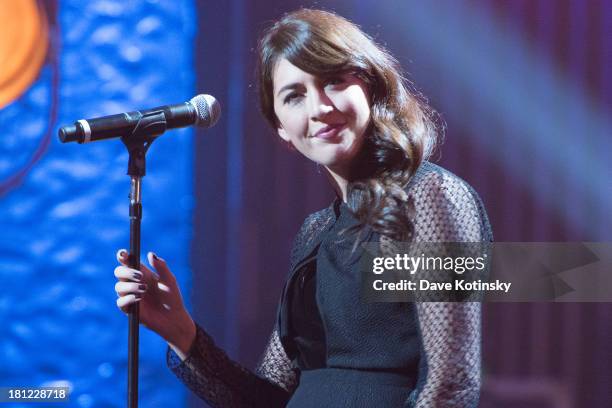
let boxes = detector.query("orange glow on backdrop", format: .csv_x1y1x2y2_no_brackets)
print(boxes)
0,0,48,109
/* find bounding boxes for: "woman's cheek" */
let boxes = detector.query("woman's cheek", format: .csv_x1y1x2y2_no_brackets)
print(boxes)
328,93,348,113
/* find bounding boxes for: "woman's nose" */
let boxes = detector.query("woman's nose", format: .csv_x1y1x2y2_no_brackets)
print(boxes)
308,91,334,120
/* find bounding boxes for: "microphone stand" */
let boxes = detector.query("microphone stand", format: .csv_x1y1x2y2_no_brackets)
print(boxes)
120,111,168,408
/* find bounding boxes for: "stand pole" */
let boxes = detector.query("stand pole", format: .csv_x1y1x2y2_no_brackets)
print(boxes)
121,110,167,408
127,176,142,408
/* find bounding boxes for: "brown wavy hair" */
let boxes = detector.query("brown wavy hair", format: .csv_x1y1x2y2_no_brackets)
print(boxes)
257,9,440,241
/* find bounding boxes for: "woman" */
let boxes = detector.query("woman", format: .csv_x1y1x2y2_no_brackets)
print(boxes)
114,8,492,407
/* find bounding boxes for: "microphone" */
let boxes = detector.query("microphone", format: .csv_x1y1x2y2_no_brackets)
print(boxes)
58,94,220,144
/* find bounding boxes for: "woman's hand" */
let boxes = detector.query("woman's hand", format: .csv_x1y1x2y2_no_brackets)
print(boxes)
114,249,196,357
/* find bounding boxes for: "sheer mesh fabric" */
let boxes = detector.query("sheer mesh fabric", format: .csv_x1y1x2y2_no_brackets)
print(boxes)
166,162,491,407
399,163,491,408
167,324,291,407
254,328,298,393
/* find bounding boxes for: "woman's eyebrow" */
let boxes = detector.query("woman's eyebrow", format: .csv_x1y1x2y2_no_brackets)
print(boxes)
276,82,302,97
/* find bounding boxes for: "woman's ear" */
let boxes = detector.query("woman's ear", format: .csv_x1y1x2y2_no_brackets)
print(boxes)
277,126,296,150
277,126,290,142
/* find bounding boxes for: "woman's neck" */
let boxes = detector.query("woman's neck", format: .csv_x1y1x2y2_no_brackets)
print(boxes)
324,166,350,203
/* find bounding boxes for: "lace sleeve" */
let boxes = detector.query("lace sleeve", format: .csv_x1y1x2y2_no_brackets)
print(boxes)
255,327,298,392
404,164,492,408
166,323,294,407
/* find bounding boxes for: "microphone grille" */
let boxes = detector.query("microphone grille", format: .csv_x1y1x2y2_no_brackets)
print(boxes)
189,94,221,128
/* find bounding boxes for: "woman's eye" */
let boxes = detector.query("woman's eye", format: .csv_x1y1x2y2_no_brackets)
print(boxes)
283,93,303,105
325,76,345,86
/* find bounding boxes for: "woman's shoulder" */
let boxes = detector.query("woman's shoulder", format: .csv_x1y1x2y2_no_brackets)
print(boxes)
407,161,493,242
406,161,486,208
288,204,335,266
407,161,475,195
299,204,335,236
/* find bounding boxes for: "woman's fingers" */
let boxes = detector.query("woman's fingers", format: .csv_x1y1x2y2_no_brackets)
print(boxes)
116,249,157,278
114,265,144,282
116,249,129,265
116,294,142,311
147,252,175,283
115,281,148,296
114,250,176,316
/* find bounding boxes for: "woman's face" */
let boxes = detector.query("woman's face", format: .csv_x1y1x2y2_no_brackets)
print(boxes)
272,58,371,174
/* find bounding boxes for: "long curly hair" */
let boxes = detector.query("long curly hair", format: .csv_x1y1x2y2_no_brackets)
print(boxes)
258,8,440,241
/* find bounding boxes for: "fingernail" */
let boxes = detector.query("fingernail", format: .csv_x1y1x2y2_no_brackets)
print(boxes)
134,293,142,299
152,253,159,260
133,271,142,279
119,250,127,258
139,284,147,291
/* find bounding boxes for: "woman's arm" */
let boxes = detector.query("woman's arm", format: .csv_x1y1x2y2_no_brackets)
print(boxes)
404,165,492,408
254,327,298,392
167,323,296,408
409,302,481,408
113,249,295,407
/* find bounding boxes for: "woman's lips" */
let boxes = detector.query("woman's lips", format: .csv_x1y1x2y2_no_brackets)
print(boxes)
313,123,346,139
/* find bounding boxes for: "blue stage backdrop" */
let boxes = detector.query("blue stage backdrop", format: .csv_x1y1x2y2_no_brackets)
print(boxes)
0,0,195,406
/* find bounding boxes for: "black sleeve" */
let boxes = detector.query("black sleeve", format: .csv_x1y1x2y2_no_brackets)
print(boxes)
166,322,296,407
403,165,492,408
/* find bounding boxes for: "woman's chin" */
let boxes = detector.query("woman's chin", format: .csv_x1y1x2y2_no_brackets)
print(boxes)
314,152,356,172
311,141,358,163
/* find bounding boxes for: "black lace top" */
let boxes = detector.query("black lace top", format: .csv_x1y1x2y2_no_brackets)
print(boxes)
167,161,493,407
